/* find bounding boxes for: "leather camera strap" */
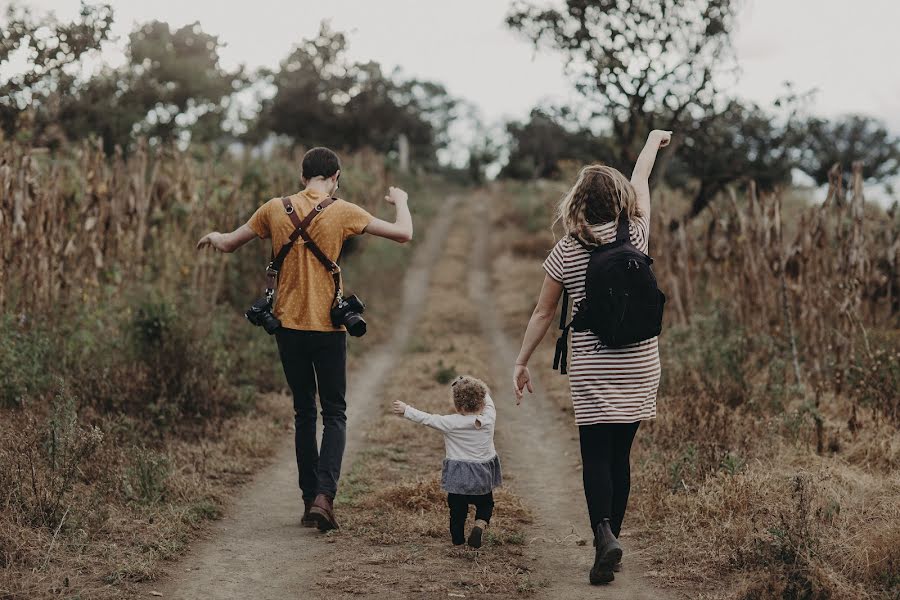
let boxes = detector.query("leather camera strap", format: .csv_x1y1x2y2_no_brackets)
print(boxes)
265,195,341,300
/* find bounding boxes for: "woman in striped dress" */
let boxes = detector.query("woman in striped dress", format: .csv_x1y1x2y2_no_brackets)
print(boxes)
512,129,672,585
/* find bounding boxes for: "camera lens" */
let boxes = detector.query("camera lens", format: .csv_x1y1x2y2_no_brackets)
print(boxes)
262,313,281,335
344,313,367,337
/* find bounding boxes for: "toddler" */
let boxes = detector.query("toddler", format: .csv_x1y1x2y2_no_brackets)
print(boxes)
392,375,502,548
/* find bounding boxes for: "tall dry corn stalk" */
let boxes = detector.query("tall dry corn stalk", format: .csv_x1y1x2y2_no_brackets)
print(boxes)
0,140,387,316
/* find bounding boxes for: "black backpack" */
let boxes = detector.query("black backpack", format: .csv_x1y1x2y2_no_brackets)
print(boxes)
553,216,666,374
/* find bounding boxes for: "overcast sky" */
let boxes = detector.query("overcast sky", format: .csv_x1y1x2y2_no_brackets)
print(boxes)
10,0,900,134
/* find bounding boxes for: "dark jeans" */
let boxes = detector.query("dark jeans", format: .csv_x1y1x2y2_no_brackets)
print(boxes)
275,329,347,501
579,421,640,538
447,492,494,545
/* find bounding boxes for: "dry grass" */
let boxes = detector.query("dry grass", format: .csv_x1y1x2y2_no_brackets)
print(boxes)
316,211,541,597
0,393,293,600
483,175,900,599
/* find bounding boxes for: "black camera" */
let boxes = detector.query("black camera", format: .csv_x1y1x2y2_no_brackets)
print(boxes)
245,297,281,335
331,294,366,337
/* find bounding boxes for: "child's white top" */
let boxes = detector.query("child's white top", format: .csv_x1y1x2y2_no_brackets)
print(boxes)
402,395,497,462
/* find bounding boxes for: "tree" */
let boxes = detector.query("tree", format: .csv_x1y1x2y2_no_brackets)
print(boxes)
0,2,113,141
114,20,243,145
255,24,456,167
506,0,739,169
799,115,900,190
501,107,616,179
676,98,802,215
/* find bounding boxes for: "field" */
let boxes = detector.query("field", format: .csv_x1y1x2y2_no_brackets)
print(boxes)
1,137,899,600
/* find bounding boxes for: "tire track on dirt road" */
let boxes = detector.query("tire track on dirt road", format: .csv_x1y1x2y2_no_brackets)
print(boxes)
468,195,676,599
152,196,460,600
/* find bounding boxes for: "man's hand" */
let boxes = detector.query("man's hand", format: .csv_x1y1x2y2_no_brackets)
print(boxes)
649,130,673,149
197,232,226,252
391,400,408,415
384,186,408,206
513,364,534,405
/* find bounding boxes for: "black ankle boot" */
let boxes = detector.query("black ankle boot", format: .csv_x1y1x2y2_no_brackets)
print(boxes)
589,519,622,585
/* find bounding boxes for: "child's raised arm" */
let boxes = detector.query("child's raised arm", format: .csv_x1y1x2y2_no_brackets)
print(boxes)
630,130,673,219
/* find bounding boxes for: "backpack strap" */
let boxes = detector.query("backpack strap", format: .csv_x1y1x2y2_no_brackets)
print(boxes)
264,196,338,301
553,288,571,375
615,215,630,243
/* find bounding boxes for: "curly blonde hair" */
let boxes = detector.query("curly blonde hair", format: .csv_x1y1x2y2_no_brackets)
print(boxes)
451,376,489,414
555,164,641,248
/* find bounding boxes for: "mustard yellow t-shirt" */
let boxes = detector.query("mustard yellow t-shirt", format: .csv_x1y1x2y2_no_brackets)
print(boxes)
247,190,374,331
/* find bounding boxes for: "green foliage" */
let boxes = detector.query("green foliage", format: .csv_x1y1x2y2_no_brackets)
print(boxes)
501,107,618,179
661,309,750,408
846,331,900,423
254,23,456,167
6,385,105,527
0,315,54,407
507,0,739,166
800,115,900,188
125,447,171,504
0,2,114,141
675,94,805,215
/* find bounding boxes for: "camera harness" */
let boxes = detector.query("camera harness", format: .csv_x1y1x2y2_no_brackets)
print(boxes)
264,196,344,307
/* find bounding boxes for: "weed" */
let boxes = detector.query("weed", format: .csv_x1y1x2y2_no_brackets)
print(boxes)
125,447,171,504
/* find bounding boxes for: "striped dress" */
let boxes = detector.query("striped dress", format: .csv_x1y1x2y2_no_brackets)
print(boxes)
543,214,660,425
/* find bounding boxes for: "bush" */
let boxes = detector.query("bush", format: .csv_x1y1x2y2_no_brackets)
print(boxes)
125,447,171,504
4,385,104,528
0,315,55,408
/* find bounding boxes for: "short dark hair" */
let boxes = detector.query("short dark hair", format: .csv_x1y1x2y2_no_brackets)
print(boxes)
301,147,341,180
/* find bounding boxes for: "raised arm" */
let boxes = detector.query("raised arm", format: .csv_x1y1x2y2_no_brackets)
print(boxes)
630,130,673,219
513,274,564,404
364,186,413,243
196,224,258,253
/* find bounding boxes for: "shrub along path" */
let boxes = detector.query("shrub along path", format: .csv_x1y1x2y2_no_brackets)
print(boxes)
152,194,678,599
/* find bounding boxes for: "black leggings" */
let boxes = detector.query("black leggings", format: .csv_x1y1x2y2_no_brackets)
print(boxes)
447,493,494,545
578,422,640,538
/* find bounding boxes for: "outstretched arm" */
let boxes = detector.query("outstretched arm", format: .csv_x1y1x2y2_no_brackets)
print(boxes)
196,224,258,253
392,400,460,432
513,274,564,404
364,186,413,243
630,130,673,219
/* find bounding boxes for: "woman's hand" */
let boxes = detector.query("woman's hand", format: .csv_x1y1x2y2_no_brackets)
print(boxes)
391,400,408,415
513,364,534,405
649,130,673,149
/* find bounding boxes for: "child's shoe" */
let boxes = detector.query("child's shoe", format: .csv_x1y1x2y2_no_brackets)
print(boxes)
467,519,488,549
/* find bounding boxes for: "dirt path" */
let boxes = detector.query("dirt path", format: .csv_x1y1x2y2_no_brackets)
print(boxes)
152,196,460,600
468,197,675,599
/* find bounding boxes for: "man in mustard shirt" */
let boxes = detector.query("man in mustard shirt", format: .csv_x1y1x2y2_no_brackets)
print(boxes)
197,147,413,531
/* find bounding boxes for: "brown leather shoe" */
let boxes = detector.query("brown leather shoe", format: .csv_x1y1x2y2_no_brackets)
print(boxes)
301,499,316,528
309,494,339,531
